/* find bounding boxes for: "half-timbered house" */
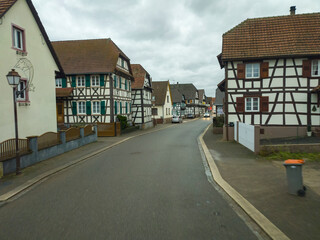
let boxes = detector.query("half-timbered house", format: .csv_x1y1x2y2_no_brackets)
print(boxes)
170,83,199,117
198,89,208,115
52,39,134,127
151,81,173,123
0,0,65,142
218,7,320,140
170,85,186,117
131,64,153,129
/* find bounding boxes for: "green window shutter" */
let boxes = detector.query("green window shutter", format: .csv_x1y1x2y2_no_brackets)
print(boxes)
62,78,67,88
126,102,128,113
114,101,118,114
101,101,106,115
85,75,90,87
71,76,76,87
100,75,104,87
120,102,122,114
72,101,77,115
86,101,91,115
125,79,127,90
119,77,122,89
114,75,117,88
121,59,124,68
129,81,131,91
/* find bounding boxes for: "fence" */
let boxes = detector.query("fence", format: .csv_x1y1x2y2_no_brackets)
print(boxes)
97,122,121,137
0,138,30,161
38,132,61,150
0,125,97,177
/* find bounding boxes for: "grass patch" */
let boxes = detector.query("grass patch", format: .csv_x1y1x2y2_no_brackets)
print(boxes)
264,151,320,162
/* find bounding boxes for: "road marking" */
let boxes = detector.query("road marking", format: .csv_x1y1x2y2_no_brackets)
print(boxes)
198,124,290,240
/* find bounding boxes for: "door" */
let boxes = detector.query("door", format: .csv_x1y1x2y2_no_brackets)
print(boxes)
56,102,64,123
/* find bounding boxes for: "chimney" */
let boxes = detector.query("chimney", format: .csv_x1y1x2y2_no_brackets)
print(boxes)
290,6,296,15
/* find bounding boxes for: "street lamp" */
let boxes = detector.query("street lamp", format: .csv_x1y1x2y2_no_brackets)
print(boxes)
6,69,21,175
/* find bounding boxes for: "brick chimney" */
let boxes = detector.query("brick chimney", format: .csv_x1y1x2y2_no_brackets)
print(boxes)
290,6,296,15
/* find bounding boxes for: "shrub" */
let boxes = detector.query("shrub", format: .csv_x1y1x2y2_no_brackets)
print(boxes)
212,115,224,127
117,115,128,129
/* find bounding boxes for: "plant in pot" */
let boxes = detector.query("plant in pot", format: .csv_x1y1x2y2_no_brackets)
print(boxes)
307,125,312,137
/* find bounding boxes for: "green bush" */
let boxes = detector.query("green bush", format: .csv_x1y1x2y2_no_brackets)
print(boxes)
117,115,128,129
212,115,224,127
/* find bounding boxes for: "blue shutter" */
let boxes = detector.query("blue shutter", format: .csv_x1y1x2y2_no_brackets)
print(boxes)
71,76,76,87
114,101,118,114
62,78,67,88
114,75,117,88
86,101,91,115
100,75,104,87
85,75,90,87
101,101,106,115
72,102,77,115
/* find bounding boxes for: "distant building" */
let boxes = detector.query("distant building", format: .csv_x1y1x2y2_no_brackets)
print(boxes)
152,81,172,123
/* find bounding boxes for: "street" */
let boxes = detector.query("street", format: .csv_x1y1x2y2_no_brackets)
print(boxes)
0,119,259,239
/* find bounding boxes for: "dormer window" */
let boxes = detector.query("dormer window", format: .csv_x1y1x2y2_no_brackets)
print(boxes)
12,25,26,52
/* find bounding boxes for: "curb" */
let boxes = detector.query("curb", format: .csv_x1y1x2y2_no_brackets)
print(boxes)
0,124,175,202
199,124,290,240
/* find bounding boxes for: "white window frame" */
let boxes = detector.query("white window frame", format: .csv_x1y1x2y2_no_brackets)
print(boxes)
77,76,85,87
245,97,260,112
246,63,260,79
56,78,62,88
92,101,100,115
91,75,100,87
13,26,24,51
17,80,27,101
78,101,86,115
311,60,320,77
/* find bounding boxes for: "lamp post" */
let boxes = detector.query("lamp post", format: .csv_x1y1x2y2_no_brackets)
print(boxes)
6,69,21,175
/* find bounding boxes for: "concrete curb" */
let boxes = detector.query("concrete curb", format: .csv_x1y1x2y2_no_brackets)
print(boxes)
199,124,290,240
0,124,175,202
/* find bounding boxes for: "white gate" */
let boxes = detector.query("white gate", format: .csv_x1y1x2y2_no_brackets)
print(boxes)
234,122,256,152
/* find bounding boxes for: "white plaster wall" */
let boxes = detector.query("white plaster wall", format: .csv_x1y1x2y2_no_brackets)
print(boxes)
285,114,299,125
0,0,59,142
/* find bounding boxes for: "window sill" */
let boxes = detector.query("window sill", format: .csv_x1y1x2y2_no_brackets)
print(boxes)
12,48,28,56
18,101,30,106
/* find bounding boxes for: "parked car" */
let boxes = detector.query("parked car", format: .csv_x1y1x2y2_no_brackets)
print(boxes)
187,114,195,119
172,115,183,123
203,112,210,118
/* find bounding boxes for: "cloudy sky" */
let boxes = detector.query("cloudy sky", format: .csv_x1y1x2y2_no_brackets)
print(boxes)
33,0,319,97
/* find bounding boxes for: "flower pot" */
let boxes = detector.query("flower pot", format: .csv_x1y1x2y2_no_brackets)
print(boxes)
307,131,312,137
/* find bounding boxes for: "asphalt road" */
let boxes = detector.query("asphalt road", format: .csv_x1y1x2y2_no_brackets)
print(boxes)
0,119,259,240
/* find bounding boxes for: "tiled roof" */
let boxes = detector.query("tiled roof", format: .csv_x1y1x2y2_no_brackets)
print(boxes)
198,89,205,101
222,13,320,60
0,0,16,17
152,81,169,106
170,83,198,100
131,64,151,89
170,87,183,103
52,39,132,77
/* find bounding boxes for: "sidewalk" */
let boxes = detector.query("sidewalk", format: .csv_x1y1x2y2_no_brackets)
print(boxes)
0,123,173,199
203,124,320,240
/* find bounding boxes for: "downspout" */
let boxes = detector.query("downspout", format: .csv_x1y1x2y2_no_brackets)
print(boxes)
110,73,114,123
225,61,229,141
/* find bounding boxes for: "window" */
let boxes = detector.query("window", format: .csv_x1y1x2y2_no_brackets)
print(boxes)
56,78,62,88
312,60,320,76
245,97,259,112
246,63,260,78
152,108,158,115
77,76,85,87
167,96,169,103
12,26,25,51
91,75,100,87
92,101,100,114
78,101,86,114
17,80,27,101
152,96,155,101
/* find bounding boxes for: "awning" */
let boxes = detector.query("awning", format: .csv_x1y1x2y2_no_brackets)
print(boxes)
56,88,73,97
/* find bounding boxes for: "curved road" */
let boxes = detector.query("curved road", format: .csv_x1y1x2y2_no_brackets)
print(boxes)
0,119,259,239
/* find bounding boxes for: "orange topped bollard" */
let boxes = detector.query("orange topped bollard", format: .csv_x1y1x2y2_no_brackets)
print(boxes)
283,159,306,196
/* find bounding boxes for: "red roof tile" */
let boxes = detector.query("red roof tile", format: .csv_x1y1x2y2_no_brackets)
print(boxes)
52,39,132,77
0,0,16,17
131,64,150,89
222,13,320,60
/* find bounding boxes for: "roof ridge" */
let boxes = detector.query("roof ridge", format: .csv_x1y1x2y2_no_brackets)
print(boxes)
52,38,111,43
